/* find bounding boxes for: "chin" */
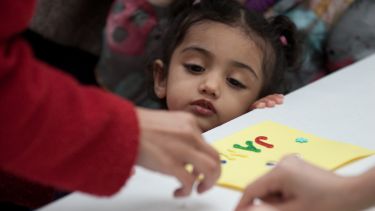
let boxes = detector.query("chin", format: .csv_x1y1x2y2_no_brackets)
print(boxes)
196,118,218,133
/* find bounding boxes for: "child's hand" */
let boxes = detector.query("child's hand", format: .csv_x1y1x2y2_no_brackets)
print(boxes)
250,94,284,110
135,108,221,197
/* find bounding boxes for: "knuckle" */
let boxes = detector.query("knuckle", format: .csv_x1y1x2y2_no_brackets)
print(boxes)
184,113,196,125
205,160,220,174
178,113,196,130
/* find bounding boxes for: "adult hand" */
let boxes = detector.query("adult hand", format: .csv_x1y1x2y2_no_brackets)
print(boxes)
135,108,221,197
251,94,283,110
235,155,367,211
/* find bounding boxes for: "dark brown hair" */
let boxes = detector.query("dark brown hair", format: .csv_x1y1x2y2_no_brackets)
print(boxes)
148,0,301,101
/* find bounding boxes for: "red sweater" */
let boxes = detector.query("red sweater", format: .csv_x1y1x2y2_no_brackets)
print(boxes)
0,0,139,207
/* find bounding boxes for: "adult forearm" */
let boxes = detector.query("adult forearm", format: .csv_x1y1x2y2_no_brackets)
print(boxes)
0,0,139,196
353,167,375,210
342,166,375,211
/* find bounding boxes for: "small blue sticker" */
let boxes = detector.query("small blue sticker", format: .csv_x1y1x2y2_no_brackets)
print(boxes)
295,137,308,143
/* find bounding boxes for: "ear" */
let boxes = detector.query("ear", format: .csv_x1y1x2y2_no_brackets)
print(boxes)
153,59,167,99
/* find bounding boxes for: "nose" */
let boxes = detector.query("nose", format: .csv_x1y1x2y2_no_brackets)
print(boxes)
199,76,221,98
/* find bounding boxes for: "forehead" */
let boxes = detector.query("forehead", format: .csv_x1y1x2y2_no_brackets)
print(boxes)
176,21,264,73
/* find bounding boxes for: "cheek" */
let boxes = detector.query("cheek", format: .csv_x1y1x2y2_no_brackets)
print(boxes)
165,91,181,110
165,80,191,110
219,92,256,121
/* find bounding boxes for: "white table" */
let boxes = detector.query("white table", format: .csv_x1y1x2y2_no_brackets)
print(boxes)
38,54,375,211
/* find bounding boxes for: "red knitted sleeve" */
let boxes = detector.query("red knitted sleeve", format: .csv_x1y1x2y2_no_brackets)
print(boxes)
0,0,139,196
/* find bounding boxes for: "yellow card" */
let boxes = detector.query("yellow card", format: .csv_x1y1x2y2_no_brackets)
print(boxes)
212,121,375,191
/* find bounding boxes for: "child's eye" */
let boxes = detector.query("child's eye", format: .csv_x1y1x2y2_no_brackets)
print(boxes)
183,64,205,73
227,77,246,89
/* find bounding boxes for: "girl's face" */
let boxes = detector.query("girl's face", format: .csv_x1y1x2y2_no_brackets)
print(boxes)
153,21,264,131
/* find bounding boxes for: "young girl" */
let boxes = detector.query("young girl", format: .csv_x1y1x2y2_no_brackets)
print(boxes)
97,0,287,109
149,0,300,132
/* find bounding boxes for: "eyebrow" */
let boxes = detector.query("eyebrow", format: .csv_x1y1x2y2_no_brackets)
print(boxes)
181,46,213,58
181,46,259,79
231,61,259,80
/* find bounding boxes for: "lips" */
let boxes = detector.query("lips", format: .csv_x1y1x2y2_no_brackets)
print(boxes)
190,99,217,116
